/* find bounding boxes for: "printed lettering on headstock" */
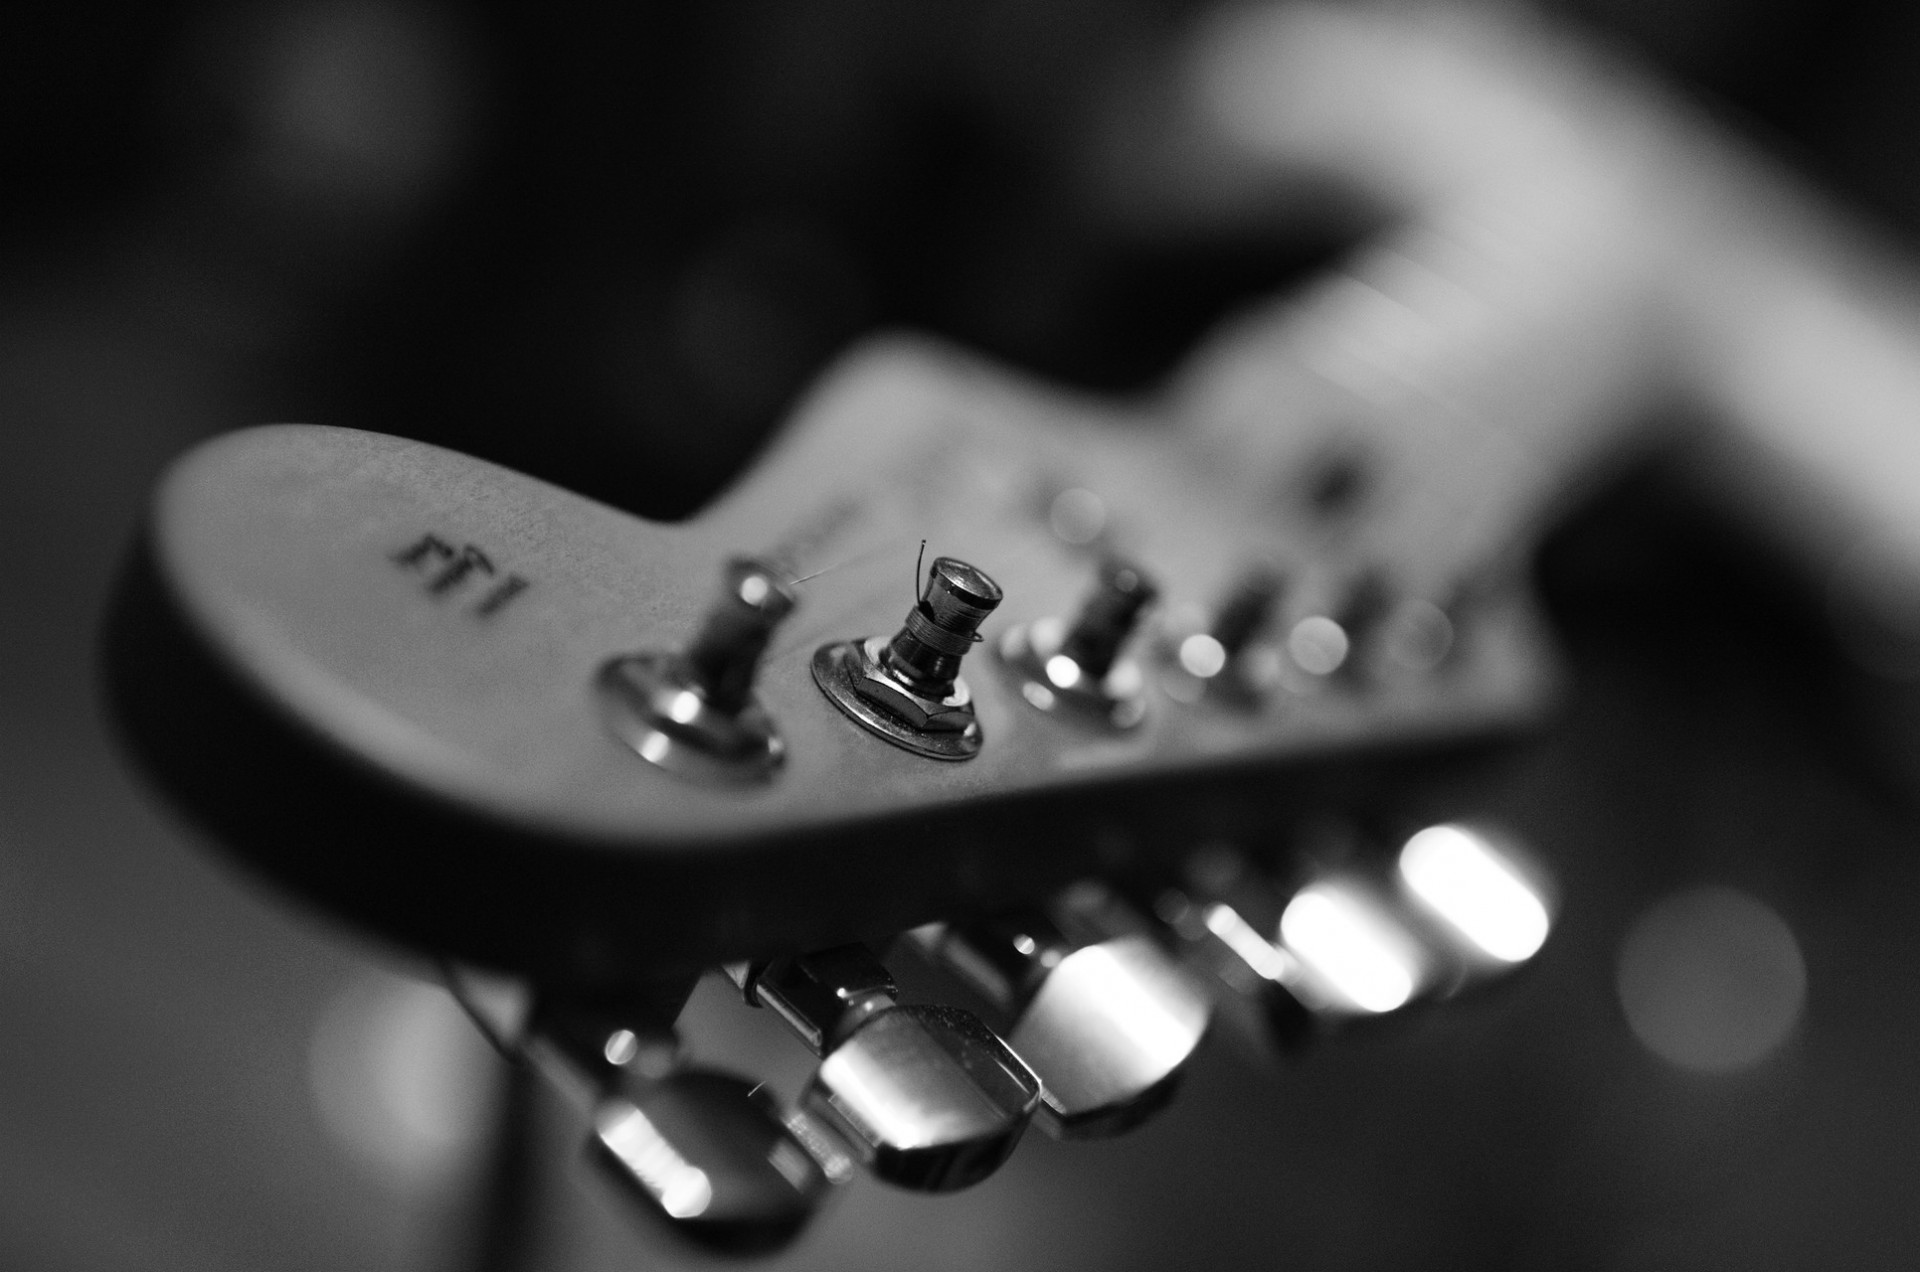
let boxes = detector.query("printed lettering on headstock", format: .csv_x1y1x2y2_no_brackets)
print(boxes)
391,533,530,618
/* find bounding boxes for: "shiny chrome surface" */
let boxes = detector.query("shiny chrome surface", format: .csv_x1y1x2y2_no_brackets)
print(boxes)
810,555,1001,760
997,616,1150,728
444,975,844,1255
741,945,1041,1191
997,550,1156,729
598,653,786,784
811,637,985,760
595,559,796,785
1006,934,1211,1138
591,1072,835,1255
808,1004,1041,1192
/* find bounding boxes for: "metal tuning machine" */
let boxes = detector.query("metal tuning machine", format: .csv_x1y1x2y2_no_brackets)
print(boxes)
1152,849,1321,1054
1155,824,1556,1055
1158,567,1288,706
999,557,1157,727
599,557,798,783
812,556,1002,759
446,969,845,1255
908,883,1212,1138
727,944,1041,1191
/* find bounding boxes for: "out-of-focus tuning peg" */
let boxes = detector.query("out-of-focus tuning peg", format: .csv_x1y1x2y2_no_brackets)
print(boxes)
444,970,844,1255
1151,853,1319,1054
1157,825,1556,1053
1391,822,1555,980
999,558,1158,727
1270,823,1555,1012
907,888,1212,1139
1160,567,1287,705
728,944,1041,1192
1271,874,1442,1015
599,557,798,783
1282,567,1392,685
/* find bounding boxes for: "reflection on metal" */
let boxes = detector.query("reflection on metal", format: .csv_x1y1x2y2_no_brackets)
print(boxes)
1399,824,1550,963
1204,901,1294,985
588,1071,837,1249
999,616,1149,729
1001,560,1157,730
598,558,797,784
813,556,1000,760
1279,884,1424,1014
603,1028,640,1067
808,1005,1040,1190
741,946,1040,1191
600,652,787,783
596,1102,715,1219
1287,614,1351,676
1178,632,1229,679
915,911,1212,1139
1008,937,1211,1137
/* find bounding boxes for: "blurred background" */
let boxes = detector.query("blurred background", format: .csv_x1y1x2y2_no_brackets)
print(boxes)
11,0,1920,1267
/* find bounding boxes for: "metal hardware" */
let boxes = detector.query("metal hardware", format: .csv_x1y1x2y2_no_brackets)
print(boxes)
599,558,797,783
1159,568,1287,706
1285,568,1391,683
999,558,1156,728
732,945,1042,1191
1153,852,1323,1054
446,972,844,1255
812,556,1001,760
912,896,1212,1139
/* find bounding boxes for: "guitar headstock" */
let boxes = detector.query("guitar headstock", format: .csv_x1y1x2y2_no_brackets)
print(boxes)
105,330,1562,1247
109,334,1554,977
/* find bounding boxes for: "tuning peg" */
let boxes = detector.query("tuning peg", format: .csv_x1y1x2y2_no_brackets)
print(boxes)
728,944,1041,1191
1160,567,1287,705
1391,822,1554,979
599,557,797,783
813,556,1003,759
1261,820,1554,1010
1151,855,1319,1055
1154,842,1434,1052
445,969,843,1255
1158,825,1555,1053
998,558,1157,727
1282,567,1391,685
908,890,1212,1138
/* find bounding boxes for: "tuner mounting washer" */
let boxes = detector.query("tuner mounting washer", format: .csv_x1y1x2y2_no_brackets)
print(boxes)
811,639,983,760
598,653,787,783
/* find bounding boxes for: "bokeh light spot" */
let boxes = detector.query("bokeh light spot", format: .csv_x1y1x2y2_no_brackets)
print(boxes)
1616,886,1806,1073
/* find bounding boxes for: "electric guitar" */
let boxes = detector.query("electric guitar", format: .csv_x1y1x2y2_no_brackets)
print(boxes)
104,284,1573,1250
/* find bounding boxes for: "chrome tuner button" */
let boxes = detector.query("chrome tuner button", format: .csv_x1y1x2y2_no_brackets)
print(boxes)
732,945,1042,1191
592,1073,836,1254
599,558,797,784
1389,822,1555,985
913,902,1212,1139
447,979,843,1256
1155,827,1556,1057
1265,826,1552,1017
999,558,1156,728
812,556,1003,760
